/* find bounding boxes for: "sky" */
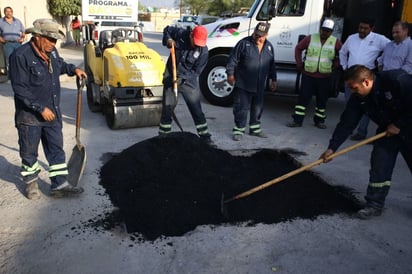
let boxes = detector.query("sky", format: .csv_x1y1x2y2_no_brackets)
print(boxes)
139,0,175,8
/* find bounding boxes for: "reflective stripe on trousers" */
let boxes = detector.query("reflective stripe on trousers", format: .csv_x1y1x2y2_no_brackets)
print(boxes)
314,107,326,119
196,122,209,135
249,123,262,134
21,161,41,184
49,163,69,178
233,126,245,135
159,123,172,134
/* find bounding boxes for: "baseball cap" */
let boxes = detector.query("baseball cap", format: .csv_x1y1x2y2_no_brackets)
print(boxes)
26,18,65,40
254,22,271,36
321,19,334,31
192,25,208,47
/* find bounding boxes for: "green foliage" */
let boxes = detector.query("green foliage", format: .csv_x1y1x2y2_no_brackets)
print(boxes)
47,0,81,16
185,0,254,16
183,0,213,15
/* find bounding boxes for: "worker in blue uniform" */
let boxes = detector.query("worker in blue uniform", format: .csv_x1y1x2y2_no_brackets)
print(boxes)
320,65,412,219
10,19,87,199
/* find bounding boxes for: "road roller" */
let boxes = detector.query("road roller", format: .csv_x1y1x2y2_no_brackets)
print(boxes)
83,27,165,129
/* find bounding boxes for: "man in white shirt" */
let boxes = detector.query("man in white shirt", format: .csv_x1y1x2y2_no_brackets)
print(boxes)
339,18,390,140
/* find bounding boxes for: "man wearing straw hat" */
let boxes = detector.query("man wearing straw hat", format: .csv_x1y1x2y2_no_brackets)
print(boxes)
9,19,87,200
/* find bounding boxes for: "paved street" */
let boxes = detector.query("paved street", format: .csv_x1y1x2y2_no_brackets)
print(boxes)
0,32,411,274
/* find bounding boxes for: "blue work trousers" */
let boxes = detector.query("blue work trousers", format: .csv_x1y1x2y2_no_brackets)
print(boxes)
17,124,67,188
293,74,330,124
233,87,264,131
160,77,207,129
366,134,412,208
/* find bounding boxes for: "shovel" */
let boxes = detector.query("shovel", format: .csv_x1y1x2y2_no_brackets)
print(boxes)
67,77,87,187
222,132,387,212
170,42,183,132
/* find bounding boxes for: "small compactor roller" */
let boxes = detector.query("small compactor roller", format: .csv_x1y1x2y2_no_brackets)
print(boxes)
83,27,165,129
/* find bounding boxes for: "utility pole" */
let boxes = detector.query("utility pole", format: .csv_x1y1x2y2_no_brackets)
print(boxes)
180,0,183,17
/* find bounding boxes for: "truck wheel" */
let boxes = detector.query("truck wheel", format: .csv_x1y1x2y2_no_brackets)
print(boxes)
199,54,234,106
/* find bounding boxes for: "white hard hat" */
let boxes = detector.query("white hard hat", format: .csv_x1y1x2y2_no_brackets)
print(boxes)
321,19,334,31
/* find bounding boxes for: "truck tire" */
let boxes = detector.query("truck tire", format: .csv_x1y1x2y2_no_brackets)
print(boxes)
199,54,234,106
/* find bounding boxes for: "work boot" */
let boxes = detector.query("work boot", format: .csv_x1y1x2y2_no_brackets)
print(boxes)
199,133,216,147
286,122,302,128
314,123,327,129
50,182,84,198
233,134,243,141
25,181,41,200
355,206,383,220
249,131,268,138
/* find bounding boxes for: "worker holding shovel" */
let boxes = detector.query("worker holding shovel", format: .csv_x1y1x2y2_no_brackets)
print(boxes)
10,19,87,199
320,65,412,219
158,25,213,145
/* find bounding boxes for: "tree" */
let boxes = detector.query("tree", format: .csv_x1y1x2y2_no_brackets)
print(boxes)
47,0,82,43
206,0,254,16
182,0,212,15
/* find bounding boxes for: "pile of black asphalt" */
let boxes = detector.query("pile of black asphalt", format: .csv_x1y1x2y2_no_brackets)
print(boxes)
99,132,361,241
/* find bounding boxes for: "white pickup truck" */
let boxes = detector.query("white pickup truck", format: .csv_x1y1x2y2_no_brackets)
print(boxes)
200,0,336,106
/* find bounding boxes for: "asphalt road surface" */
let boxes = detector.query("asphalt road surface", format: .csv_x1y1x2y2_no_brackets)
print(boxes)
0,32,411,274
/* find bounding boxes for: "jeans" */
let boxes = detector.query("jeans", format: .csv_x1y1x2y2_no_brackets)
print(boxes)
345,85,369,137
233,87,264,131
4,42,20,66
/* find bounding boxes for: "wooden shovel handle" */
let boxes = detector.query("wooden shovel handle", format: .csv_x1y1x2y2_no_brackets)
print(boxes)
75,77,85,148
170,43,178,98
224,132,387,203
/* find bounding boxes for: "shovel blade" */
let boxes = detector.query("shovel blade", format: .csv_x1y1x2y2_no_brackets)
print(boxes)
67,145,86,187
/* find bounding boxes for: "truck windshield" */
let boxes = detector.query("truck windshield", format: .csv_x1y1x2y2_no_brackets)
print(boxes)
277,0,307,16
256,0,275,20
256,0,307,19
247,0,263,18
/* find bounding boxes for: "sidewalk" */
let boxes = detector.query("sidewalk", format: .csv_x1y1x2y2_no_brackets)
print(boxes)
58,43,84,82
59,43,84,65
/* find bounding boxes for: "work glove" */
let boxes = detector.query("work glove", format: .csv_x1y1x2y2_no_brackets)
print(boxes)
166,38,175,49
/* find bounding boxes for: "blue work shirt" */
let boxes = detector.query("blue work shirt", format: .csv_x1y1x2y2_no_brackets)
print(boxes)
378,37,412,74
226,36,277,93
162,26,208,87
0,17,24,42
328,70,412,152
10,39,77,127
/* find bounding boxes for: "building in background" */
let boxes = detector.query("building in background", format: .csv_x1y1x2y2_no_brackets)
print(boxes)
0,0,52,33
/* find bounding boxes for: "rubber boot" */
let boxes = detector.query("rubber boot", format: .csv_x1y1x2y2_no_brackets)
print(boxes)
25,181,41,200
